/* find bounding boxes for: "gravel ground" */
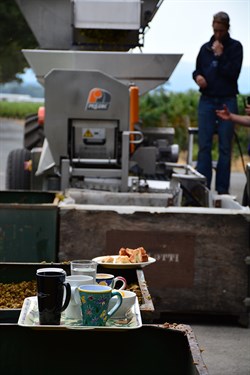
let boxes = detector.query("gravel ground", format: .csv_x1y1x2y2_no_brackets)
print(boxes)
192,323,250,375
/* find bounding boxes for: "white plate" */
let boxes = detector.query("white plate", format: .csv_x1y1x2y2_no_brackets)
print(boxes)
18,296,142,330
92,255,156,269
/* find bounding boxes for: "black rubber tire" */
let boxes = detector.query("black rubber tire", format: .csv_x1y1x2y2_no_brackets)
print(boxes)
24,113,44,150
5,148,31,190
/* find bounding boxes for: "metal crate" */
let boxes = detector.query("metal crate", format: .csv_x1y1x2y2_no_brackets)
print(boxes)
0,191,59,262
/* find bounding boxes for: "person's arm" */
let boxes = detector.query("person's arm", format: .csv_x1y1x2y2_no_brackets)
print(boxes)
192,45,208,89
195,74,207,89
216,104,250,127
217,41,243,81
245,104,250,117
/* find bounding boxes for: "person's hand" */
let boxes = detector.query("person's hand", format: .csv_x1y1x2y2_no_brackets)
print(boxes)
195,75,207,89
245,104,250,116
216,104,231,120
212,40,224,56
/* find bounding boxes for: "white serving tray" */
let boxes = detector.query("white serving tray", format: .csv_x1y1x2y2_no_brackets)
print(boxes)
18,296,142,330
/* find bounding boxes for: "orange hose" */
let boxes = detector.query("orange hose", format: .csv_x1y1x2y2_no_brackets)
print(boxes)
38,106,45,125
129,86,139,154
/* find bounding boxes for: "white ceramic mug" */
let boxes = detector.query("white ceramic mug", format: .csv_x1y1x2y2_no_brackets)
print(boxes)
64,275,94,320
96,273,127,290
108,290,136,318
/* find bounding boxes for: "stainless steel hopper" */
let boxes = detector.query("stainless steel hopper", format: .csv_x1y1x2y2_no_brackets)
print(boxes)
23,49,182,95
15,0,164,51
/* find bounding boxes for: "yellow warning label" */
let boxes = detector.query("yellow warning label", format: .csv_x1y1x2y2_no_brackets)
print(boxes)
83,129,93,138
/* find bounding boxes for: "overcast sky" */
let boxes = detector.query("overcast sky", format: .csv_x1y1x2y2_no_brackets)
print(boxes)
137,0,250,93
22,0,250,93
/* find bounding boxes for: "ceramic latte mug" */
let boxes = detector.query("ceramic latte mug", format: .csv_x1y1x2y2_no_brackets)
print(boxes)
36,268,71,325
78,284,123,326
96,273,127,290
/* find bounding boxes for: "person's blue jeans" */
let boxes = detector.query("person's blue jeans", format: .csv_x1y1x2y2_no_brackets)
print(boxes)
196,95,238,193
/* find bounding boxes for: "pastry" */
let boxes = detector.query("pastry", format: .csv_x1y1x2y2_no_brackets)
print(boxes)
118,247,149,263
115,255,131,263
102,256,114,263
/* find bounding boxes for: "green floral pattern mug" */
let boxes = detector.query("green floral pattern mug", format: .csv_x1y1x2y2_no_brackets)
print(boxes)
78,284,123,326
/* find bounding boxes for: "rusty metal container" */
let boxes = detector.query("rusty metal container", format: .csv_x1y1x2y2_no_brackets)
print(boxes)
59,205,250,327
0,323,208,375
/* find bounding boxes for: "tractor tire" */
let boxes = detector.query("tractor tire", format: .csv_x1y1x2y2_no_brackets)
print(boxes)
6,148,31,190
24,113,44,150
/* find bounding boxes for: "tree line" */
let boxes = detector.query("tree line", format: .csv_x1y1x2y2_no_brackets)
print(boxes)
139,88,250,158
0,0,38,84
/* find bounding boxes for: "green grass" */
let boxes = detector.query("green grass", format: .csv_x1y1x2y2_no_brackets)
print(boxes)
0,101,43,119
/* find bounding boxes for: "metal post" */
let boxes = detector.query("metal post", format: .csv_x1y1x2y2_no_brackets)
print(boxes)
187,127,198,166
60,159,70,191
121,131,130,192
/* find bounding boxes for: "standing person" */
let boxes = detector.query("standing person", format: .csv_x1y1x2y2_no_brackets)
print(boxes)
193,11,243,194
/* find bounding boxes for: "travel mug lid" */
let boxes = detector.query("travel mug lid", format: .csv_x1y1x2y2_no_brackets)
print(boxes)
36,267,66,274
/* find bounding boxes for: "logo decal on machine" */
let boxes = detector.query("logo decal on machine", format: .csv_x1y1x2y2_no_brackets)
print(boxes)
86,88,111,110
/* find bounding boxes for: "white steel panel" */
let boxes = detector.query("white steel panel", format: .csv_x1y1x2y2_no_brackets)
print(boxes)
73,0,140,29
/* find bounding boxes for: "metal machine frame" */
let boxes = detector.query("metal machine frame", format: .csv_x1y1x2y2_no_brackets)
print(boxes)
8,0,233,207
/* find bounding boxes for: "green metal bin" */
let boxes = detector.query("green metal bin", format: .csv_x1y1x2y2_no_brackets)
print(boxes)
0,191,59,262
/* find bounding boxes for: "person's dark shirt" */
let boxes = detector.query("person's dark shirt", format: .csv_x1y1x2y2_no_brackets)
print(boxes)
192,33,243,97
